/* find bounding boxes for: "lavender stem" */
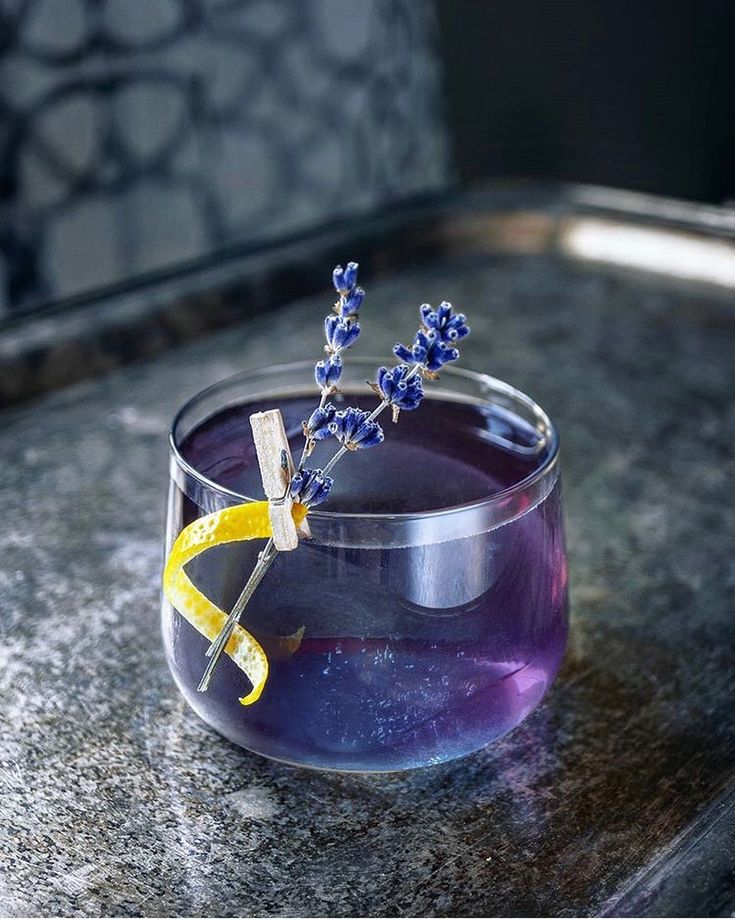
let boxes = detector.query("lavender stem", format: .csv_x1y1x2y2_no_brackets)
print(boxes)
197,538,279,692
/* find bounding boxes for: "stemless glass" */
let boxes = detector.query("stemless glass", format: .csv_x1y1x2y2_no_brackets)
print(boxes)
162,358,568,772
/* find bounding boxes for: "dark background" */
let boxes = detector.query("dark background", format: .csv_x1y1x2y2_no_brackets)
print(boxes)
0,0,448,316
437,0,735,203
1,0,733,320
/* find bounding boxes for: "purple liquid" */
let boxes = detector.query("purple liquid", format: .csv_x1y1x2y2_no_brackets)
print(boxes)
164,395,568,771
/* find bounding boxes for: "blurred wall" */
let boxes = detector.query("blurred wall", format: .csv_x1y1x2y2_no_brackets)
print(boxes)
0,0,451,316
437,0,734,204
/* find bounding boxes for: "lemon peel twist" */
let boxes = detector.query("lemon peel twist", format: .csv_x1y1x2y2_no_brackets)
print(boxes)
163,500,308,705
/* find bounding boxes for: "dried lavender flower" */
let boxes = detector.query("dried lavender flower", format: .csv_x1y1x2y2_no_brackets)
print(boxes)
311,263,364,400
338,286,364,318
373,363,424,422
420,301,470,343
290,468,333,507
393,329,459,373
393,302,469,375
328,407,384,451
315,354,342,392
333,262,359,294
302,403,337,441
324,314,361,354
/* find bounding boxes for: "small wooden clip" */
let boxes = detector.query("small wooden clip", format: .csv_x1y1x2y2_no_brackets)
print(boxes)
249,409,305,551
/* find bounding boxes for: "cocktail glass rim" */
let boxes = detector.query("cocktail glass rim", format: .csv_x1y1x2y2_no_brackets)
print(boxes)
169,357,560,530
169,356,559,544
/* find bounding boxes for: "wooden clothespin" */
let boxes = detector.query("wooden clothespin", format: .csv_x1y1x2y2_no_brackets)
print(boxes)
249,409,309,550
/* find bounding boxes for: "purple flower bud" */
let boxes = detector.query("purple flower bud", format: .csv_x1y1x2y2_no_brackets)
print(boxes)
332,261,359,294
324,315,361,353
375,364,424,412
290,468,333,507
315,355,342,391
343,261,359,290
340,286,364,318
332,265,347,293
393,342,414,363
393,329,460,373
420,301,470,343
303,403,336,440
328,407,384,450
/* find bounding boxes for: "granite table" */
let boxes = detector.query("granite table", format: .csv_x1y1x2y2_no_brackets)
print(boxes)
1,188,735,916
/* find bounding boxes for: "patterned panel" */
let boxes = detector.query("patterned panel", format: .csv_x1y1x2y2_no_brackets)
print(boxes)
0,0,451,314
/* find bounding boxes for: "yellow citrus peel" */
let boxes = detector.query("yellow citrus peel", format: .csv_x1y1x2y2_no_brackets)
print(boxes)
163,500,308,705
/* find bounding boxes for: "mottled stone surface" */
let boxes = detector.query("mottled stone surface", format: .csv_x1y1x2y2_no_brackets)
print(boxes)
1,246,734,916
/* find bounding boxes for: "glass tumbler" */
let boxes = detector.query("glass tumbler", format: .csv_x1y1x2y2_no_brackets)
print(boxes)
162,358,568,772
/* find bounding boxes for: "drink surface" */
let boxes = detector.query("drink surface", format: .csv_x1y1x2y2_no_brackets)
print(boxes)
165,395,568,771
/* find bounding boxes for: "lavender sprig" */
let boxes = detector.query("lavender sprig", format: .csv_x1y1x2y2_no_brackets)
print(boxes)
199,271,470,695
200,264,366,683
300,263,364,464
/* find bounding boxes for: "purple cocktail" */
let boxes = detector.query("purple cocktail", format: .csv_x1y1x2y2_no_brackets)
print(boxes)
163,360,568,771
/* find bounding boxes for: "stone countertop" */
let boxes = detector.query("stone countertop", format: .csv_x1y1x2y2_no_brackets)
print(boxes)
2,223,735,916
